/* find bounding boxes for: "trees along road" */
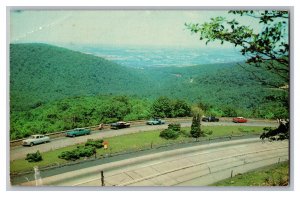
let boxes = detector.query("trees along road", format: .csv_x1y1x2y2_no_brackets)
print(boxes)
20,138,288,186
10,119,278,161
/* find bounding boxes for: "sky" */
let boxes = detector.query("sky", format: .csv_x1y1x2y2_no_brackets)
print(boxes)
10,10,263,48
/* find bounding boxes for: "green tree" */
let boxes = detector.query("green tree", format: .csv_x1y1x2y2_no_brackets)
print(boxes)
186,10,289,140
101,97,132,121
222,106,238,117
186,10,289,89
173,99,191,117
151,96,174,118
190,113,204,140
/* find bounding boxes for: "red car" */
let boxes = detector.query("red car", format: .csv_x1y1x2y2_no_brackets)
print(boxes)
233,117,247,123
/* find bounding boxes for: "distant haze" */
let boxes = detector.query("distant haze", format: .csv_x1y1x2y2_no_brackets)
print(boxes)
64,44,245,68
10,10,262,48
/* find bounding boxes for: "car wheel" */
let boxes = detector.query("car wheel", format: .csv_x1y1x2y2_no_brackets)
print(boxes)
30,142,34,147
72,135,76,138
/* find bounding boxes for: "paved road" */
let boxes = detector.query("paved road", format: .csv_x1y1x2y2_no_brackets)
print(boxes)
10,119,278,161
20,138,288,186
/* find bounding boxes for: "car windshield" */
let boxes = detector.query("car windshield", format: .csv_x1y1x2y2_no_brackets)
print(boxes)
29,136,37,139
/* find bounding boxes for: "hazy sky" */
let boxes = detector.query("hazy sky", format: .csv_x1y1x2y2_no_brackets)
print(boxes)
10,10,263,48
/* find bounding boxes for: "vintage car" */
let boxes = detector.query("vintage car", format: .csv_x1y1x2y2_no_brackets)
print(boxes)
146,118,165,125
110,121,131,129
202,116,219,122
233,117,248,123
22,134,50,146
66,128,91,137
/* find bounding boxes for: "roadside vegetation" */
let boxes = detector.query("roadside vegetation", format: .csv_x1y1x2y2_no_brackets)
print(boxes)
25,151,43,162
10,93,285,140
159,123,182,140
10,125,269,174
58,139,103,161
212,161,289,186
10,96,191,140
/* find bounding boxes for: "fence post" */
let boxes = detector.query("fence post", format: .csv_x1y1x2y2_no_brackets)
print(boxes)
231,170,233,178
101,170,105,186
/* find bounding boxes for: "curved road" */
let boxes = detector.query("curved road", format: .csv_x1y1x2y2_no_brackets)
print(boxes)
20,138,288,186
10,119,278,161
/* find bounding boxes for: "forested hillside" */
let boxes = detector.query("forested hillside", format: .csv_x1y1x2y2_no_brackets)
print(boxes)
142,63,284,115
9,43,288,140
10,43,154,111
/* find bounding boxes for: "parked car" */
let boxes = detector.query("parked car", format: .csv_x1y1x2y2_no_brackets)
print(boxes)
110,121,131,129
22,134,50,146
233,117,248,123
146,118,165,125
202,116,219,122
66,128,91,137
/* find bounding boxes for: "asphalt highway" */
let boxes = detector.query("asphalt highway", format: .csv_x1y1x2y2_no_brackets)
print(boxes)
18,138,288,187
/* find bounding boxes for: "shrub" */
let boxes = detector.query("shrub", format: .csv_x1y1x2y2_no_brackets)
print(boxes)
58,146,96,161
25,151,43,162
58,150,80,161
168,123,181,132
77,146,96,158
85,139,104,148
159,129,180,140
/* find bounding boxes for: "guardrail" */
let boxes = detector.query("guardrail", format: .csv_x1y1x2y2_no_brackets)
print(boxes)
9,117,192,147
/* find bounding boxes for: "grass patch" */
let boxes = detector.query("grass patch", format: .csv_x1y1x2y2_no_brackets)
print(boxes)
10,125,270,174
202,125,263,137
10,145,78,174
212,161,289,186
